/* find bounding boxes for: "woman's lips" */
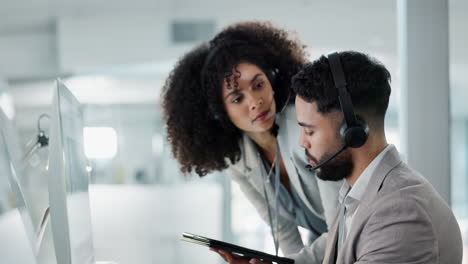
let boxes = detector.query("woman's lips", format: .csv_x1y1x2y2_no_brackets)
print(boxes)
253,110,270,122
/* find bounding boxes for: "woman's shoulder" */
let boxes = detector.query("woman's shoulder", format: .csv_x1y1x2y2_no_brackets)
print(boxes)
276,104,301,143
276,104,299,128
226,134,259,173
277,103,296,121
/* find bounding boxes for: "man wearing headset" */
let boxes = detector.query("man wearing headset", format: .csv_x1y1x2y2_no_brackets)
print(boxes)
290,51,463,264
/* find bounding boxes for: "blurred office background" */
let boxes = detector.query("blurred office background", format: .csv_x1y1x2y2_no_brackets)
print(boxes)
0,0,467,263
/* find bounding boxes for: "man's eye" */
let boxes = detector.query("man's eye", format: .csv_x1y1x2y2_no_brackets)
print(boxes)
306,131,314,136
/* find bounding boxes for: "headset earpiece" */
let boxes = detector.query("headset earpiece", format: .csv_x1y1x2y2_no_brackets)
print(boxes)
340,116,369,148
265,67,278,89
267,67,293,114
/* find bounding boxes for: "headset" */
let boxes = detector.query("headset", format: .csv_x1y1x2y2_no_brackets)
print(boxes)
306,52,369,171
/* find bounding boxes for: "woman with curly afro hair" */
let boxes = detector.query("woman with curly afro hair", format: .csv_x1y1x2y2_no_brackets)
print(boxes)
162,21,341,264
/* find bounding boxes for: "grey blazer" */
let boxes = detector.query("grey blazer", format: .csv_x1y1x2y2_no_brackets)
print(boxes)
322,145,463,264
226,105,342,264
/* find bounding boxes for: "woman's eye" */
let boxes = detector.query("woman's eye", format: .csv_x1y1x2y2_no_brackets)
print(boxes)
232,96,242,104
306,131,314,136
254,81,264,90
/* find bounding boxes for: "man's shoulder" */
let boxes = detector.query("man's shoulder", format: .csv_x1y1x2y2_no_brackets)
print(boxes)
365,161,452,224
343,151,463,263
378,161,434,198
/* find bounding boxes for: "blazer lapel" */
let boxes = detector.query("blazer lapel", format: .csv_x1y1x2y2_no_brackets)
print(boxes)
239,134,277,201
335,145,403,263
358,145,402,207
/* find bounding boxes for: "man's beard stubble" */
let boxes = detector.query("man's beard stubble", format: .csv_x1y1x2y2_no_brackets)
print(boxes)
315,149,353,182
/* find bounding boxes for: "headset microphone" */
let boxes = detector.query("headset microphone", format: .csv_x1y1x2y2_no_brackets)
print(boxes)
305,144,347,171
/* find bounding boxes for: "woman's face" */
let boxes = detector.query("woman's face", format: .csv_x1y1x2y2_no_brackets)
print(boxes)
222,63,276,133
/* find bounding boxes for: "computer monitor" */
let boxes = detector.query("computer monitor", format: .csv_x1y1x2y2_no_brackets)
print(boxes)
0,82,14,214
48,79,95,264
0,87,37,262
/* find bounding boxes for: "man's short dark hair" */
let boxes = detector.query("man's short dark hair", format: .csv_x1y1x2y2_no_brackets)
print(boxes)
291,51,391,126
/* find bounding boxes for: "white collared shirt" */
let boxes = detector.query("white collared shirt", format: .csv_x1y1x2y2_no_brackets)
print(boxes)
338,144,392,239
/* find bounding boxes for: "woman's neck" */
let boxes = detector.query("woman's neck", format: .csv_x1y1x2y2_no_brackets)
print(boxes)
247,130,291,193
246,130,277,162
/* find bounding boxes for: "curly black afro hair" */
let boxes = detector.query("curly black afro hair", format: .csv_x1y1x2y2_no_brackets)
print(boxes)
162,21,307,176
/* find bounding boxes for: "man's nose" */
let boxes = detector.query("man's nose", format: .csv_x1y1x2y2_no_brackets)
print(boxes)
299,129,311,149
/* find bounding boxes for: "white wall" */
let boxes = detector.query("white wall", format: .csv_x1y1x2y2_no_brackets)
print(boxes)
0,26,58,79
0,183,223,264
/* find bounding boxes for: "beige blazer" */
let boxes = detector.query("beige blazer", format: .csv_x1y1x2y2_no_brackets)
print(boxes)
322,145,463,264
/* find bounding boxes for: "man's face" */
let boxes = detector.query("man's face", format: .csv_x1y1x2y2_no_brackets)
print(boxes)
295,96,353,181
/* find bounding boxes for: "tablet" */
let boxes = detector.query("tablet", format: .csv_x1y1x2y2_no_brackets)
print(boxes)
181,232,294,264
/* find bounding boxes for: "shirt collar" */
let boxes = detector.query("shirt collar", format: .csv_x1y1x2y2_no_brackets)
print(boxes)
338,144,392,207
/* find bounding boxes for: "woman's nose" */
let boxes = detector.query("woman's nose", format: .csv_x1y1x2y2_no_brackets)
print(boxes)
250,96,263,111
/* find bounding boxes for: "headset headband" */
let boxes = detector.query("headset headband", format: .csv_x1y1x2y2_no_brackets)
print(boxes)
328,52,358,128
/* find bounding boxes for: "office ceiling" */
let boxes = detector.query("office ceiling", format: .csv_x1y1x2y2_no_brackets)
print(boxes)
0,0,466,117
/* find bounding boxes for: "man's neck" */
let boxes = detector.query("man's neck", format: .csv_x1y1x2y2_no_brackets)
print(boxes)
346,138,388,186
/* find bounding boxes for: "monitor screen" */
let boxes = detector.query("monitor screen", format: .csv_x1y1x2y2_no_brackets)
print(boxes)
0,87,37,262
48,79,95,264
